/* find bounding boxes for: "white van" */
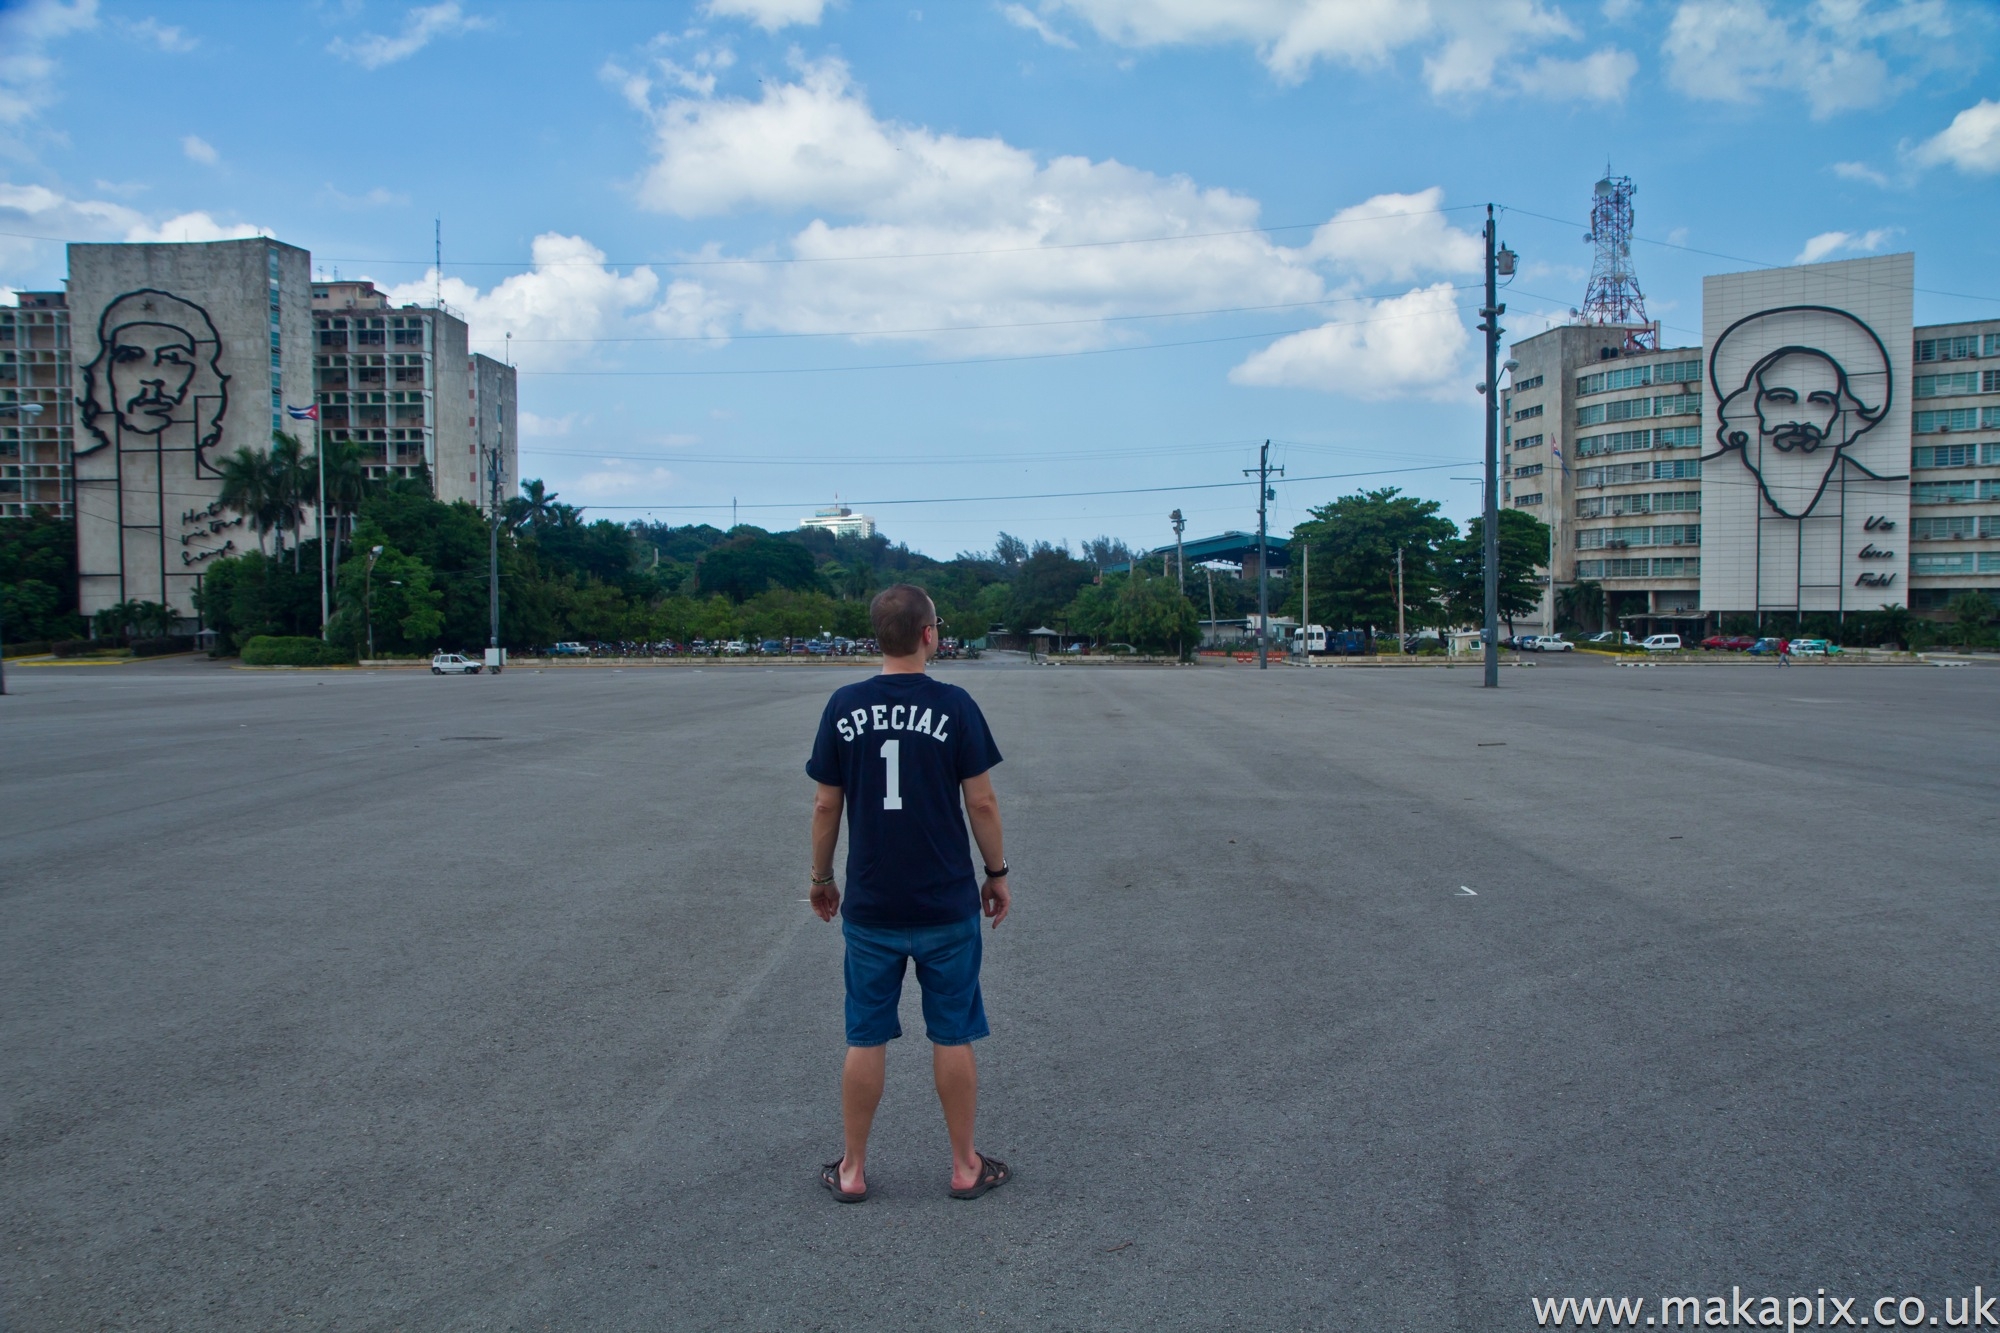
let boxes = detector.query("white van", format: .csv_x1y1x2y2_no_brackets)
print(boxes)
1292,624,1328,654
1641,634,1682,652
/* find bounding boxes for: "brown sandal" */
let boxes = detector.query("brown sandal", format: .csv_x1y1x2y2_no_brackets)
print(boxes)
948,1152,1011,1200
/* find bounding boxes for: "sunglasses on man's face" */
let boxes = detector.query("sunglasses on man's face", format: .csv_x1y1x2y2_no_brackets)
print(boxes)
928,619,948,635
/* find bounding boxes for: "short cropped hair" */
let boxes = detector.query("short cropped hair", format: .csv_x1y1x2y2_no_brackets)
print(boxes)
870,583,934,656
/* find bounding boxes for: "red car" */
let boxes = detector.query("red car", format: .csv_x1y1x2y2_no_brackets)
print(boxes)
1700,635,1756,651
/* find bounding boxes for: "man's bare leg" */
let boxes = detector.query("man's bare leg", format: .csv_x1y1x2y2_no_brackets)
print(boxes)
933,1042,982,1190
840,1046,886,1193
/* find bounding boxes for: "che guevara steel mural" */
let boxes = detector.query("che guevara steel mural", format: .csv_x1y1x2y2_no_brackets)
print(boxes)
76,288,230,469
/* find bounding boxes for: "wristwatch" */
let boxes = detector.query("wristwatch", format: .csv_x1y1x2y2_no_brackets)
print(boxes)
984,862,1009,879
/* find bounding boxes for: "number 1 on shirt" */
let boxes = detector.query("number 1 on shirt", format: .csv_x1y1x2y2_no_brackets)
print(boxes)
880,738,903,810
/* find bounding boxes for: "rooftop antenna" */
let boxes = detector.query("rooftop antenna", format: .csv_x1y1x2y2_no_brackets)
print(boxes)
434,217,442,310
1579,165,1656,352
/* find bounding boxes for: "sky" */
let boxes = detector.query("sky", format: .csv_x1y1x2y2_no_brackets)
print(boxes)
2,0,1996,559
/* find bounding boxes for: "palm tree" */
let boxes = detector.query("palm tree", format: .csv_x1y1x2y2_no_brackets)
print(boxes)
319,436,366,560
518,478,559,528
270,432,318,572
217,446,279,557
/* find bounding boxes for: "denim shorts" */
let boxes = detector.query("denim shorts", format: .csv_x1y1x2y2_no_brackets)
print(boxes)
841,914,989,1047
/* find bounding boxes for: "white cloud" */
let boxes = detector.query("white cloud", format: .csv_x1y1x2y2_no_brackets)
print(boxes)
1025,0,1597,95
1663,0,1956,119
1511,46,1637,101
520,411,580,438
377,233,663,370
1228,283,1471,399
1793,227,1897,264
319,184,410,209
703,0,826,31
329,2,488,70
0,0,98,128
1831,160,1891,187
181,134,218,165
1909,98,2000,174
120,16,195,52
576,464,677,498
1002,3,1077,48
123,211,265,243
616,55,1482,388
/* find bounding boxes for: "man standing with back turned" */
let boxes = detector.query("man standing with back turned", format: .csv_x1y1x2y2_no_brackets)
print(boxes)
807,583,1012,1203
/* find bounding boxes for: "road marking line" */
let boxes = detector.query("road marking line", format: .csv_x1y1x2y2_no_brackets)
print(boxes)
1458,886,1477,896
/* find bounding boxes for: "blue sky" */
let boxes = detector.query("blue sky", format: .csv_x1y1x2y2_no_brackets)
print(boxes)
3,0,1996,557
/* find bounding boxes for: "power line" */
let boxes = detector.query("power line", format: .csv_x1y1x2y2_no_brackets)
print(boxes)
569,459,1478,511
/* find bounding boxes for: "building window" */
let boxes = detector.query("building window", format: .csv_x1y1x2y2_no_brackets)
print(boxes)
1913,444,1979,468
1513,434,1543,451
1986,335,2000,357
1513,463,1543,479
1913,553,1977,575
1654,426,1701,449
1980,480,2000,501
1913,481,1977,503
1654,458,1701,480
1512,374,1543,391
1982,552,2000,573
1916,372,1983,397
1575,429,1652,458
1914,410,1994,434
1913,516,1976,541
1980,516,2000,539
1512,493,1542,507
1915,336,1979,363
1513,403,1543,421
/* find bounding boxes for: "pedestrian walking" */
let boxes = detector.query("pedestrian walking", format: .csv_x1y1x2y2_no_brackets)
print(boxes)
806,583,1012,1204
1778,638,1792,667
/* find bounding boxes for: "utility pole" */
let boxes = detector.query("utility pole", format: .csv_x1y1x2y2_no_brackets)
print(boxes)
1170,508,1186,592
1300,542,1310,661
1395,546,1406,646
1477,206,1516,689
487,395,503,662
314,411,329,637
1244,440,1282,669
1205,566,1216,648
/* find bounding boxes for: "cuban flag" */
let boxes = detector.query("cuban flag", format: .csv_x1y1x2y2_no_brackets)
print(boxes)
286,403,319,421
1551,443,1566,473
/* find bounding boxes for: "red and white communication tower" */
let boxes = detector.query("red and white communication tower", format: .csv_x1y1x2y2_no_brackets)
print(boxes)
1579,170,1658,352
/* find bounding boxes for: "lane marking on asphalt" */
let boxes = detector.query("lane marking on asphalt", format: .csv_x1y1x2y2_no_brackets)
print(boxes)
1458,886,1478,896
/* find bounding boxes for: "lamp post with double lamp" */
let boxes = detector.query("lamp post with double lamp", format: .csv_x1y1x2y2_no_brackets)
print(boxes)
0,400,47,696
363,544,384,660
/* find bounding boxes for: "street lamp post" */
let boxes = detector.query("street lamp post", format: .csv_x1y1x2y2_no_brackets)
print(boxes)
364,544,384,660
0,400,47,697
1476,205,1517,689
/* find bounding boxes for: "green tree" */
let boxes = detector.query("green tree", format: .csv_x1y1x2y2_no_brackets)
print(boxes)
694,535,822,602
1006,546,1095,635
1284,488,1456,635
1555,580,1604,634
1946,591,1997,646
270,431,317,571
0,513,83,640
216,446,280,557
330,526,445,655
1443,508,1552,633
1107,571,1201,656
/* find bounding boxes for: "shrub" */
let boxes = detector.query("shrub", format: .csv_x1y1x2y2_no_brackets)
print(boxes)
240,635,355,667
52,638,112,657
130,635,196,657
2,639,51,658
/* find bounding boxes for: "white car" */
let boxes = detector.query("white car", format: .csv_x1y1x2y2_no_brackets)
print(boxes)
431,652,482,674
1640,634,1683,652
1537,635,1574,652
721,640,750,655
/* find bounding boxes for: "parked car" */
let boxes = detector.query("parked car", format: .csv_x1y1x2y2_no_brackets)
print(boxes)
1788,638,1831,656
1537,635,1574,652
550,641,590,656
1640,634,1683,652
431,652,482,675
1747,637,1789,655
1585,631,1637,646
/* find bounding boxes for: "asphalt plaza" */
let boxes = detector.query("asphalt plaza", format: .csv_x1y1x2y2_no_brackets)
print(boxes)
3,655,1997,1330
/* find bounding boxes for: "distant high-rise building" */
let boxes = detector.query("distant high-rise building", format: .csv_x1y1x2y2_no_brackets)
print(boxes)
310,281,514,513
800,504,875,539
0,291,75,520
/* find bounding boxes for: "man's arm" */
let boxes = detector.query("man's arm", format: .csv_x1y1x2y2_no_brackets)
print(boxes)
961,772,1010,928
809,782,843,922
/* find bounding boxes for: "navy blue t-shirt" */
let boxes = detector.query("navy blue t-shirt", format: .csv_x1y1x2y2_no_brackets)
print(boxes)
806,672,1003,927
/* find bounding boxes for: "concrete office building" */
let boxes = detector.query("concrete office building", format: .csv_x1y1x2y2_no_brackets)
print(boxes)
799,504,876,539
0,291,77,520
69,238,314,619
1510,251,1997,636
311,280,515,513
